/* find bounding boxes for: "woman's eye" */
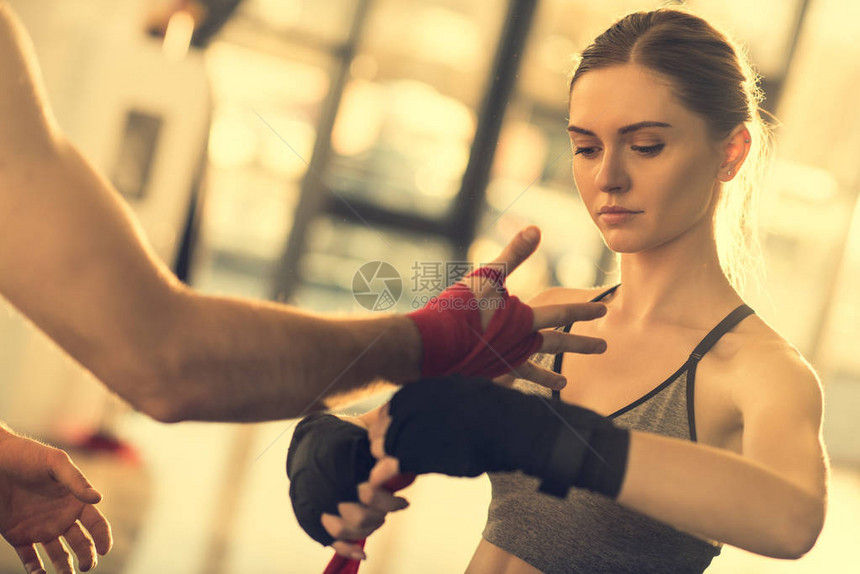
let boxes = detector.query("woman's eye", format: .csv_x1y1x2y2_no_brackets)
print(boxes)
574,147,599,158
631,143,665,156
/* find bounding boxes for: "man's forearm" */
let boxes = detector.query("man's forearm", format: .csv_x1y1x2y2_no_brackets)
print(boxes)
0,138,421,423
144,291,421,422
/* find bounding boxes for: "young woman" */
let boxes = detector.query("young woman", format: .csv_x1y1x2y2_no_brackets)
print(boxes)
292,8,828,573
462,8,830,572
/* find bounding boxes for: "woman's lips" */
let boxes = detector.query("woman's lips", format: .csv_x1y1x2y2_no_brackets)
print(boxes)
598,207,642,225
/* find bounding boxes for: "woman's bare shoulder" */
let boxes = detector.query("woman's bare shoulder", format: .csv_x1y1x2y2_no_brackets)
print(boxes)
719,314,822,403
730,315,811,367
528,285,614,306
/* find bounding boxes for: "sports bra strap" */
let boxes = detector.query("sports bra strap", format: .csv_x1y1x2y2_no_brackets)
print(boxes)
592,284,619,303
557,284,620,337
688,304,755,362
551,289,754,401
552,285,619,397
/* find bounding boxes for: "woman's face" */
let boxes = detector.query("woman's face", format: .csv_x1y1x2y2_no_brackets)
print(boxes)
568,63,724,255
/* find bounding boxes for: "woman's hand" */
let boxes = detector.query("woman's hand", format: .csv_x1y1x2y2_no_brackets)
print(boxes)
322,408,411,560
0,429,112,573
366,379,629,501
287,409,413,561
366,402,406,498
367,402,395,475
323,481,409,560
365,403,409,496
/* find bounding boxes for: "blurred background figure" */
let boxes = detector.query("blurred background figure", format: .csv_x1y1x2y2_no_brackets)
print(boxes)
1,0,858,572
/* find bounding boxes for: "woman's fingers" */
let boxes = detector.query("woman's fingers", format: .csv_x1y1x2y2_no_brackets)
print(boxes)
331,540,366,561
532,302,606,331
357,482,409,512
367,403,391,460
537,328,606,355
42,538,73,574
321,505,383,541
63,522,96,572
321,513,349,540
323,489,408,556
79,504,112,556
14,544,46,574
338,502,386,532
369,457,401,488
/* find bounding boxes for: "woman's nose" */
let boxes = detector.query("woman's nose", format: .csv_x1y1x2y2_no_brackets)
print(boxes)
595,148,629,193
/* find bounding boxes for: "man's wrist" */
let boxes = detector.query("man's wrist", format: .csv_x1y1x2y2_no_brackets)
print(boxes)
0,424,20,460
387,315,422,382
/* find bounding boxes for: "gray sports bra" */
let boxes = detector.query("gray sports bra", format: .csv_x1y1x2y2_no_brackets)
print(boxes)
483,285,755,573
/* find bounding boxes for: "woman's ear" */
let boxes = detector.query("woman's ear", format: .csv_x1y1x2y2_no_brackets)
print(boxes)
718,125,751,182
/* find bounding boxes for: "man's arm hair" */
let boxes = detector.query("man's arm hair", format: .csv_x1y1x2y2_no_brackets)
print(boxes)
0,2,420,422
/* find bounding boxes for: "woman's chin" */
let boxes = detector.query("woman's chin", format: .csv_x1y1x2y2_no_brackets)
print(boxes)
601,236,641,254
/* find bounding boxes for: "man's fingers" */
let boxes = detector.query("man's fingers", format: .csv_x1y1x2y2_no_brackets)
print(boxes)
42,539,73,574
532,302,607,330
508,360,567,390
485,226,541,279
79,505,112,556
63,522,96,572
48,450,101,504
14,545,46,574
357,482,409,512
369,457,400,488
331,540,367,561
538,329,607,355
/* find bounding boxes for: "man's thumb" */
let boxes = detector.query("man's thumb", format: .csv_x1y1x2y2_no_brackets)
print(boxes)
494,226,541,276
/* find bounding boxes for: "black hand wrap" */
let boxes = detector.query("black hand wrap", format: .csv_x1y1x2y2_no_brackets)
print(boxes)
286,413,374,546
384,376,630,499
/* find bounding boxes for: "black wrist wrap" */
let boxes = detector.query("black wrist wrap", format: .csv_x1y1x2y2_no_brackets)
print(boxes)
384,376,630,499
286,413,375,546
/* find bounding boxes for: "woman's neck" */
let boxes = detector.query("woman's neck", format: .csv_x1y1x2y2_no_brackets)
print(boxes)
610,225,742,327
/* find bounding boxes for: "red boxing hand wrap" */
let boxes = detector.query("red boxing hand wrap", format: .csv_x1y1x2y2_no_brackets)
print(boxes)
406,267,542,378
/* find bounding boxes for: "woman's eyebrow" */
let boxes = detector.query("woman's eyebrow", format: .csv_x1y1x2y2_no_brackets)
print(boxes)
567,121,673,136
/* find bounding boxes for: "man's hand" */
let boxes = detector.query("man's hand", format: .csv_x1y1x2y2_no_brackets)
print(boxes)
466,225,607,389
0,430,112,573
408,225,607,389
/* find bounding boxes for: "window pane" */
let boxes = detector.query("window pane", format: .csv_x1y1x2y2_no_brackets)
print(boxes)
231,0,359,47
192,41,332,296
325,0,508,219
295,217,453,313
